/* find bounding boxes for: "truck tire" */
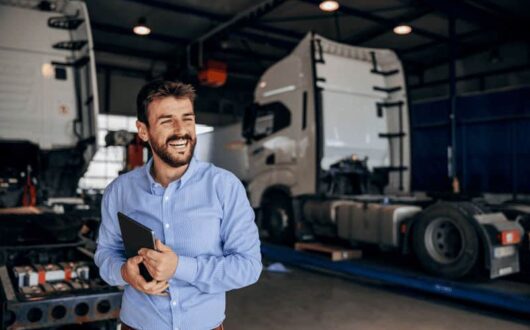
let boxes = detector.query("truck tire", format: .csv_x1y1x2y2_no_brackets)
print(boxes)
262,195,295,245
412,202,481,279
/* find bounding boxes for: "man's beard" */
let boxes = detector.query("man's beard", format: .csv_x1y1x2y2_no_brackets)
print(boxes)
150,133,196,168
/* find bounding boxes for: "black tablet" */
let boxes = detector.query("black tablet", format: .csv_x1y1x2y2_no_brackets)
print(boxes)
117,212,155,282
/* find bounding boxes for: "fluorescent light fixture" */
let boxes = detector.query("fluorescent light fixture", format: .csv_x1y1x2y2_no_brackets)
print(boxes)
393,24,412,35
319,0,339,12
133,17,151,36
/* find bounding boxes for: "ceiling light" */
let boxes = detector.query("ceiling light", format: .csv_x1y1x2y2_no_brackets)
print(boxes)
393,24,412,35
133,17,151,36
319,1,340,12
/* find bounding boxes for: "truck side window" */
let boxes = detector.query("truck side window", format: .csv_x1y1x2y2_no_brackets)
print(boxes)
253,102,291,140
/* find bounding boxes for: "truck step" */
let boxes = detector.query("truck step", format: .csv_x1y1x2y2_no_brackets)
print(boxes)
378,132,405,138
376,101,404,117
370,68,400,76
377,101,404,108
294,242,362,261
52,40,88,51
48,16,85,30
373,86,403,94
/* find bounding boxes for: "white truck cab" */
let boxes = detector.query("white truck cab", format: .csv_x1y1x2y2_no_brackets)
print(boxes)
244,33,410,206
242,33,524,280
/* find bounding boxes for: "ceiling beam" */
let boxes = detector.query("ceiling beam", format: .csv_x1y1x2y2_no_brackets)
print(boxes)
96,63,151,78
91,22,188,45
347,7,433,45
95,43,174,61
91,21,295,58
94,38,281,65
261,13,343,23
192,0,288,44
399,28,485,56
121,0,301,44
299,0,448,42
418,0,530,42
418,39,504,70
123,0,227,21
190,0,289,68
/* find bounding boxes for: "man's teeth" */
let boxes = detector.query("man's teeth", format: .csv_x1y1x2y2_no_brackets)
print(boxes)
169,139,188,148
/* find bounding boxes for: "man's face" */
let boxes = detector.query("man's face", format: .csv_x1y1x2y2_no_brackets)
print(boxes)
137,96,196,168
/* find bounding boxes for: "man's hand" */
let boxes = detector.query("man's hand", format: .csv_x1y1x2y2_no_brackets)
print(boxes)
138,240,179,282
121,255,169,295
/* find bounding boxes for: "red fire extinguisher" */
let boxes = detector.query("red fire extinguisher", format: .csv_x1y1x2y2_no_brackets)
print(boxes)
22,165,37,207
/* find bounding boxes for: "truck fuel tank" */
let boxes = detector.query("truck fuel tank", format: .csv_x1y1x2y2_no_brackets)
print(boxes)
336,202,421,248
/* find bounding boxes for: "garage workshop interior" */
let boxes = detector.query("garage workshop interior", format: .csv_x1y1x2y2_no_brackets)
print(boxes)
1,0,530,329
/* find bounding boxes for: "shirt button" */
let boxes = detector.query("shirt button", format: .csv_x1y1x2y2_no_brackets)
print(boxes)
165,223,170,229
172,300,177,307
164,196,169,201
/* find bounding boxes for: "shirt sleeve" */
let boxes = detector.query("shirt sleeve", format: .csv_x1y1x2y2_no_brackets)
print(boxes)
173,173,262,294
94,183,128,286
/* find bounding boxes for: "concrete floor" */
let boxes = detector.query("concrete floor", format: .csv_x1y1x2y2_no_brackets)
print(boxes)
225,266,530,330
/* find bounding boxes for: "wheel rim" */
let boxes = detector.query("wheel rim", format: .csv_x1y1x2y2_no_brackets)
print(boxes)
424,217,465,264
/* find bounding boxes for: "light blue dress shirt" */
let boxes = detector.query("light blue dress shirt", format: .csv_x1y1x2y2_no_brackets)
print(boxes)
94,156,262,330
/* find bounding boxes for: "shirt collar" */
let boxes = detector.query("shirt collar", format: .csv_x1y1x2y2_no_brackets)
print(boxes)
144,156,199,194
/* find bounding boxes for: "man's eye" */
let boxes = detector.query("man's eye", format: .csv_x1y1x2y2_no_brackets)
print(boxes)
160,120,171,124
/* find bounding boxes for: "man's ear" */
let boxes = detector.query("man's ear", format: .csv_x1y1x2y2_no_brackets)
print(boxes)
136,120,149,143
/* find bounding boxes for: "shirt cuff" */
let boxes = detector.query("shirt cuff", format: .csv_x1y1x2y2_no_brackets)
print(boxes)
112,260,128,286
173,256,198,283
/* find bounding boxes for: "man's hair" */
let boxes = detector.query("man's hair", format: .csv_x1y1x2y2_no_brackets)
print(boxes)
136,80,196,124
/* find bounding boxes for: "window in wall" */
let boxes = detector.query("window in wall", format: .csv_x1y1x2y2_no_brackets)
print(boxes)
78,114,138,191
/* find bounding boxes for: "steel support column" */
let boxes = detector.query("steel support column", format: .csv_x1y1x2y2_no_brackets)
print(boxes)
448,15,458,192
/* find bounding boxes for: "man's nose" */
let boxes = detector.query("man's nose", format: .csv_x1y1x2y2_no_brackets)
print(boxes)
171,120,186,133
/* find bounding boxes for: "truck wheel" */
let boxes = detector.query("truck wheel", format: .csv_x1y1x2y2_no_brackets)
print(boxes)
262,196,295,245
412,203,480,279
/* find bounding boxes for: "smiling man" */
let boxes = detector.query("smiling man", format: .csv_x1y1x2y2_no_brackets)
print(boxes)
95,80,262,330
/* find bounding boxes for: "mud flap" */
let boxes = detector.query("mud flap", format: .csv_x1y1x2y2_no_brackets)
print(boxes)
474,213,524,279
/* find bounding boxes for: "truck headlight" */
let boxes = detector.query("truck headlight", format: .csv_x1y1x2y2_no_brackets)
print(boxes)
493,245,516,258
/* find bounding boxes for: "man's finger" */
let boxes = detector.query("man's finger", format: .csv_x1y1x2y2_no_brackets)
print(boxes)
139,249,162,262
147,281,169,294
129,255,143,264
142,280,167,294
142,256,159,269
135,272,156,290
139,278,157,291
156,239,171,252
143,261,158,277
153,280,169,292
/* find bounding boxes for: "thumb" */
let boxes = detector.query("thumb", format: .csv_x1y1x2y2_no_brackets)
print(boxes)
156,239,171,252
131,255,143,264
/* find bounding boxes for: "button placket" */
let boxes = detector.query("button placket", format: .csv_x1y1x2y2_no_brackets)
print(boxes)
163,188,173,245
169,287,180,330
